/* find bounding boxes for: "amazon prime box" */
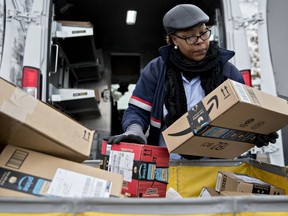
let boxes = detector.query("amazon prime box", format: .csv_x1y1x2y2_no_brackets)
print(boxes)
0,145,123,197
101,140,170,197
0,78,94,162
163,79,288,159
215,171,285,195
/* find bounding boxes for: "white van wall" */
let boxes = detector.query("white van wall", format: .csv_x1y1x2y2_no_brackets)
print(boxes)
222,0,251,71
258,0,288,166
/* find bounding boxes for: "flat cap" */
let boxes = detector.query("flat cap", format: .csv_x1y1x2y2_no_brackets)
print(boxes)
163,4,209,35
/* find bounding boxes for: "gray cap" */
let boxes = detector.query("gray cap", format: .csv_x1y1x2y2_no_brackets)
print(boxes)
163,4,209,35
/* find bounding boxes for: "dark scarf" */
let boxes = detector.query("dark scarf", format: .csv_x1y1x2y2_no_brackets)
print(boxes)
164,41,224,127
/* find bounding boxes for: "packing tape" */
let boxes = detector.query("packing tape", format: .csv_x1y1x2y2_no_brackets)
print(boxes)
1,88,37,122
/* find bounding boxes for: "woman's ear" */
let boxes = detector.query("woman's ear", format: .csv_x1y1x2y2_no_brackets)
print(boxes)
171,35,177,46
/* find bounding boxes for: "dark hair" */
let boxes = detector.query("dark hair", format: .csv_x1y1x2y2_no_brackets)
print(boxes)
165,35,173,45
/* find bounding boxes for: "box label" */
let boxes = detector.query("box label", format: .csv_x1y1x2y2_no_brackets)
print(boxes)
231,80,261,107
5,149,29,169
47,168,112,198
200,125,258,143
187,101,211,134
234,173,271,194
108,150,134,182
0,168,51,196
215,172,223,192
134,161,169,184
231,81,252,103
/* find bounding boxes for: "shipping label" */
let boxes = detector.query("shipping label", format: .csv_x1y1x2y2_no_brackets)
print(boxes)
108,150,134,182
47,168,112,198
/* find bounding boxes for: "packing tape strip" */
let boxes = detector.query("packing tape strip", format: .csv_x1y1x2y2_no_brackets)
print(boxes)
1,88,37,122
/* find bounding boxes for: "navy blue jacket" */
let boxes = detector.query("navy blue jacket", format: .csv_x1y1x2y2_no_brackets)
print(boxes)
122,44,245,146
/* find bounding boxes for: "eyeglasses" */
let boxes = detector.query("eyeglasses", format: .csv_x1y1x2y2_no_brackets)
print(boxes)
174,29,211,45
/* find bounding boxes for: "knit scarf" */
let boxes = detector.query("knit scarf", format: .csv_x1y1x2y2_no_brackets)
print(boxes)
164,41,225,127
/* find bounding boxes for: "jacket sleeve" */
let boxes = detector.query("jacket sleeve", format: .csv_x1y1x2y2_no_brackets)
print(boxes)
121,57,163,133
223,62,245,84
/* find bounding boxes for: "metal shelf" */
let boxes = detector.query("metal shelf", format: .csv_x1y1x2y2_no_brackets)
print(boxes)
55,21,94,38
51,87,101,120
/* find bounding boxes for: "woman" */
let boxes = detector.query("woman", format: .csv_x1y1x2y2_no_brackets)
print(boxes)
107,4,277,159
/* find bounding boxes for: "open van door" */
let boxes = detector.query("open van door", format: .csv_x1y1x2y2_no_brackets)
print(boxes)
258,0,288,166
0,0,51,101
222,0,251,71
220,0,252,86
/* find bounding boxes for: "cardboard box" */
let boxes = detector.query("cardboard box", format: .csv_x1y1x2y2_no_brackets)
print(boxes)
215,171,285,195
199,187,220,197
101,140,170,197
0,78,95,162
220,191,255,196
0,145,123,197
163,79,288,159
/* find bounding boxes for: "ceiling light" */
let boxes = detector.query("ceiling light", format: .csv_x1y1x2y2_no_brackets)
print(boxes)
126,10,137,25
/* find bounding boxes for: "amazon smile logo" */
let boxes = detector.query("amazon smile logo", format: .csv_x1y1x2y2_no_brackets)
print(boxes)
168,94,219,137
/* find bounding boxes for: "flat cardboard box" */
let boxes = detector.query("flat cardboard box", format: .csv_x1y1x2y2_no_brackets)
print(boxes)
0,145,123,197
163,79,288,159
199,187,220,197
220,191,255,196
215,171,285,195
0,78,94,162
101,140,170,197
198,187,254,197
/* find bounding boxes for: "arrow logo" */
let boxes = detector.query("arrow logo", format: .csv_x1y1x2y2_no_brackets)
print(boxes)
168,95,218,137
207,95,219,114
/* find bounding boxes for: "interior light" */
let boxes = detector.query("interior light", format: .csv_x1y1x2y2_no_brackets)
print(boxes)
126,10,137,25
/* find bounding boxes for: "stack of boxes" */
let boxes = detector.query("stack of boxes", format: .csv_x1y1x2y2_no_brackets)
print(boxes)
199,170,285,197
2,76,288,199
0,78,123,198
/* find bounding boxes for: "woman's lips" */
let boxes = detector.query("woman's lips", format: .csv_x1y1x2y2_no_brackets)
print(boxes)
194,49,207,55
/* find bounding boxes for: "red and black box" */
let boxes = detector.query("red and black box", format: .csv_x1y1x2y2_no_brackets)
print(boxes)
101,140,170,197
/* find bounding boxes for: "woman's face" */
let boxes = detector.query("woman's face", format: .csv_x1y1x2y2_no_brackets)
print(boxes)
172,24,210,62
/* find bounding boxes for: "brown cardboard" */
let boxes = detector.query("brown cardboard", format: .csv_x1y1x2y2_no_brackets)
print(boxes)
198,187,254,197
215,171,285,195
220,191,255,196
0,78,95,162
0,145,123,197
163,79,288,159
58,20,94,27
199,187,220,197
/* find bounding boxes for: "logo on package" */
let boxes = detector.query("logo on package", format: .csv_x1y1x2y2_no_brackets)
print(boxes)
146,188,158,195
134,161,168,184
168,96,218,137
201,142,229,151
0,168,51,196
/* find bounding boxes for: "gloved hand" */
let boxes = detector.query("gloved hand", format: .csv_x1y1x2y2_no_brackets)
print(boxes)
106,124,147,144
254,132,279,148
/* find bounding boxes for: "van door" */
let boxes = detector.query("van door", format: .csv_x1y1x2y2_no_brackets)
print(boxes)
0,0,4,62
0,0,51,101
222,0,251,72
258,0,288,166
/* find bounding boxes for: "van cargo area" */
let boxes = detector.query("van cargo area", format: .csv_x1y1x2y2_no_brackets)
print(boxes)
1,0,288,213
1,159,288,214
